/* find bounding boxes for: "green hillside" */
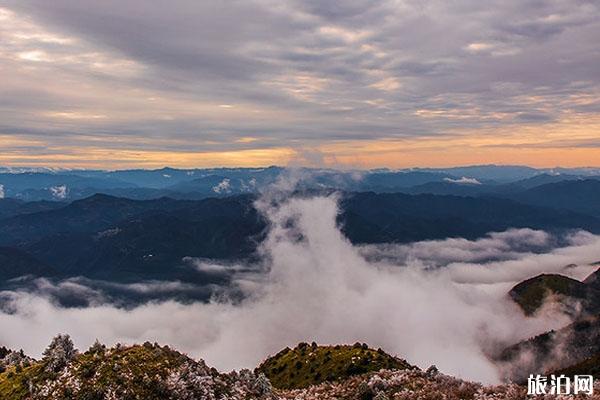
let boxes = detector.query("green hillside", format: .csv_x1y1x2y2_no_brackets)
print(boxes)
256,342,413,389
509,273,587,315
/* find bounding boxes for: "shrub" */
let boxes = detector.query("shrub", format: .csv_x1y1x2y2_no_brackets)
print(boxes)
42,334,77,372
253,373,272,396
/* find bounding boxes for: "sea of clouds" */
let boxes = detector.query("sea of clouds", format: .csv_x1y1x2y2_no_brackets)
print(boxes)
1,185,599,384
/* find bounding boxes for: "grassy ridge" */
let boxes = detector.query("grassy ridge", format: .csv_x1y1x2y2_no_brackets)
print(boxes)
509,274,587,315
256,342,413,389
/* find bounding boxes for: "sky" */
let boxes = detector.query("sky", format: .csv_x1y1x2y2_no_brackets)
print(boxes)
0,0,599,169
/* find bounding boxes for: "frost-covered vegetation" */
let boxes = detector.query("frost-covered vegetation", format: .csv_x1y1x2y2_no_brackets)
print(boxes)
0,336,274,400
1,337,600,399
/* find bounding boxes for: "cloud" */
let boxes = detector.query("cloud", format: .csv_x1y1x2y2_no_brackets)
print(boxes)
359,229,600,285
443,176,482,185
0,276,219,309
212,178,231,194
49,184,68,199
358,228,554,267
0,1,599,167
184,258,257,277
1,192,598,384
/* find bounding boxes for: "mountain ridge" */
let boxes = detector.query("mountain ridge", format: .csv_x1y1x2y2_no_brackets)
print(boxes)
2,192,599,289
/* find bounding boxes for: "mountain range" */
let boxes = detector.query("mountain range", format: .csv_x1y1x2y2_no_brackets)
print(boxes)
0,164,598,305
1,165,599,202
0,187,598,293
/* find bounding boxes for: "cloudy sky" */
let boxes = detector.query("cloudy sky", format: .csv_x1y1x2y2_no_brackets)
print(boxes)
0,0,599,169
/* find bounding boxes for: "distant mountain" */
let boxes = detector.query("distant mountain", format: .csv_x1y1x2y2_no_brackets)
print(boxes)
415,165,541,182
0,247,54,281
70,167,200,188
0,173,135,200
1,192,600,286
23,199,266,282
0,194,186,245
397,178,600,218
546,167,600,177
167,169,456,195
0,199,63,220
84,166,284,189
506,179,600,217
403,181,492,196
1,165,598,203
356,171,453,191
509,173,588,189
338,192,600,244
0,195,264,283
168,174,260,195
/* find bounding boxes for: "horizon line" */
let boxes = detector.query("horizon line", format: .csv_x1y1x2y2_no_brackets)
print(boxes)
1,163,600,173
